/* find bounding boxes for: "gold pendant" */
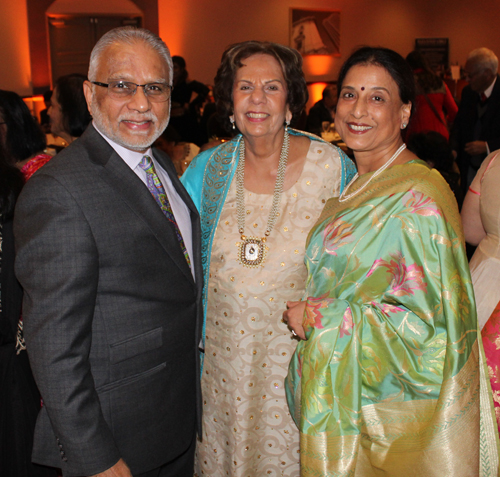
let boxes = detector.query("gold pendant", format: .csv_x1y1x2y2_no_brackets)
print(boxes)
238,237,266,268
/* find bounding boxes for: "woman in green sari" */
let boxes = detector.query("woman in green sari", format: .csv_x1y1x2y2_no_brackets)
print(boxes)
283,47,499,476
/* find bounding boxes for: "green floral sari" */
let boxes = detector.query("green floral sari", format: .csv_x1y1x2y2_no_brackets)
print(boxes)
286,160,499,476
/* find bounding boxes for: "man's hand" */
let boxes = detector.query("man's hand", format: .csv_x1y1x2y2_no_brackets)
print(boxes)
91,459,132,477
464,140,487,155
282,301,307,340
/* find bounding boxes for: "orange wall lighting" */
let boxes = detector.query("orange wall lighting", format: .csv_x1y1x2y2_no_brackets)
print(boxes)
309,82,329,106
303,55,337,77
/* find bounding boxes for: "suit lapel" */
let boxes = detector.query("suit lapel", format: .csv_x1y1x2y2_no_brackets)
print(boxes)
481,75,500,125
82,126,195,286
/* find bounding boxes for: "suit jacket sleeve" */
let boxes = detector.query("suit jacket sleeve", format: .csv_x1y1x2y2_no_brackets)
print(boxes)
449,93,468,154
14,173,121,476
485,129,500,153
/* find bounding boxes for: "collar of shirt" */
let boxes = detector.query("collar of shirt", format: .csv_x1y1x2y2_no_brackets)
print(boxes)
483,76,497,99
93,122,152,170
92,122,195,279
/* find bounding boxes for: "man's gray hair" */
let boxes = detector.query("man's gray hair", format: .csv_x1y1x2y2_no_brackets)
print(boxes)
468,47,499,74
88,26,173,84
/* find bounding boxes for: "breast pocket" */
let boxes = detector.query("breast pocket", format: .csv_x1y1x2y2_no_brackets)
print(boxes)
109,327,163,365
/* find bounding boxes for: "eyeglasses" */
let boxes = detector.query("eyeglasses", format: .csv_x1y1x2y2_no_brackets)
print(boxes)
92,81,173,102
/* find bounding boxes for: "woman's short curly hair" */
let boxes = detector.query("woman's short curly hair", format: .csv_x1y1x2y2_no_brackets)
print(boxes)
213,41,308,129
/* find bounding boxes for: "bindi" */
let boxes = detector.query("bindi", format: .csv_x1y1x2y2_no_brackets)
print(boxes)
361,87,365,91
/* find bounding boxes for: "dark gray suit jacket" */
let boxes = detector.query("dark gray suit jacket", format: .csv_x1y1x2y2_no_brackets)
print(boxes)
450,75,500,192
14,125,203,476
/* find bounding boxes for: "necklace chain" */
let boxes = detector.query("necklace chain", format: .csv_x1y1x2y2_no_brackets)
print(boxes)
236,130,289,240
235,130,289,267
338,144,406,203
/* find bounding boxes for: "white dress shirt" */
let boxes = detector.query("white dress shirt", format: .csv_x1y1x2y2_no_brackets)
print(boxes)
94,123,195,277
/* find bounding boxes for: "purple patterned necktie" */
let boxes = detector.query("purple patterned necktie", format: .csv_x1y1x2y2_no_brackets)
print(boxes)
139,155,191,267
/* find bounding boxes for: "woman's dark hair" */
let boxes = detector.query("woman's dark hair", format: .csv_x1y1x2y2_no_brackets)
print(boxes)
337,46,416,116
54,74,92,138
0,144,24,218
172,56,188,84
406,50,443,93
213,41,308,128
172,55,186,69
0,90,46,163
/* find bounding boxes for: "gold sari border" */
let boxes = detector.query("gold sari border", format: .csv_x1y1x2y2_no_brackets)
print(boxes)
300,340,483,475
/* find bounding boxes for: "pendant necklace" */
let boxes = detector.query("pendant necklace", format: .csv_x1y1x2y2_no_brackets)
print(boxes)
338,144,406,202
236,129,289,267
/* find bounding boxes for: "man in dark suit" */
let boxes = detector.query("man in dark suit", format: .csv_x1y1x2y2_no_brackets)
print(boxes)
450,47,500,193
305,83,337,136
14,27,202,477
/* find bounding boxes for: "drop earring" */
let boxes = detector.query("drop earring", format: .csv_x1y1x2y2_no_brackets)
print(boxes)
230,116,235,130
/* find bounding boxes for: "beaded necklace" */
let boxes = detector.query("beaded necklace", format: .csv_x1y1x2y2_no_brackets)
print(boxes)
236,129,289,267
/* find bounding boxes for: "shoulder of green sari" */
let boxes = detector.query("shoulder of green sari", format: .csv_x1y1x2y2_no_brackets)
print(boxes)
306,160,463,246
403,161,464,243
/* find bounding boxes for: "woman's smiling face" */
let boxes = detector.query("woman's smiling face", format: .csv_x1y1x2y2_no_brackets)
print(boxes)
335,64,411,156
232,54,291,140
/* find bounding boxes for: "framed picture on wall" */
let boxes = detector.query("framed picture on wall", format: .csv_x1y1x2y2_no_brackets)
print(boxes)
290,8,340,56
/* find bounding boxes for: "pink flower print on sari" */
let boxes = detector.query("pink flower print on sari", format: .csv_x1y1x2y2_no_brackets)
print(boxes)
323,217,354,256
367,251,427,297
482,300,500,434
402,190,441,217
339,307,353,338
304,293,334,331
371,302,405,318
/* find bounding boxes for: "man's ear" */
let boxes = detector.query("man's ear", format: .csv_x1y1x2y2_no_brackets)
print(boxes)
83,81,94,115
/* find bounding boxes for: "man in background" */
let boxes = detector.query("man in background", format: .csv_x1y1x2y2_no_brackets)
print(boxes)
306,83,337,136
450,47,500,192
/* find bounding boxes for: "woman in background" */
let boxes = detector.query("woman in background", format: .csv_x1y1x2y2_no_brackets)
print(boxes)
49,73,92,146
0,146,55,477
0,90,50,180
462,150,500,435
170,56,209,145
462,150,500,329
405,50,457,140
